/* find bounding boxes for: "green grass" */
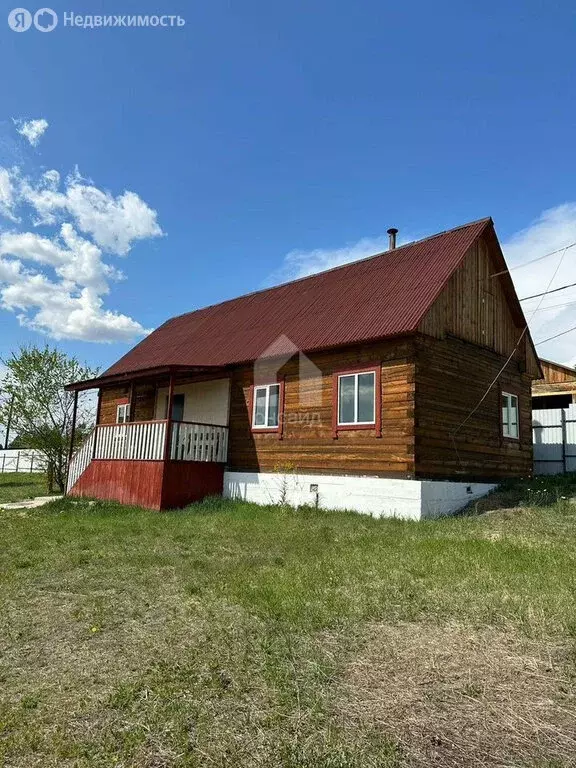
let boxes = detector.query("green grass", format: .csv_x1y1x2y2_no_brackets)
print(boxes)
0,471,51,504
1,478,576,766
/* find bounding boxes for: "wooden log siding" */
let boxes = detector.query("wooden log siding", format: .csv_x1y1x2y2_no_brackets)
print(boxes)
98,383,157,424
414,335,533,480
418,235,540,379
227,339,416,478
538,360,576,384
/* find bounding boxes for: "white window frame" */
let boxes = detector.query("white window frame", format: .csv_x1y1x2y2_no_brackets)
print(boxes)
337,371,376,426
252,383,281,429
502,392,519,439
116,403,129,424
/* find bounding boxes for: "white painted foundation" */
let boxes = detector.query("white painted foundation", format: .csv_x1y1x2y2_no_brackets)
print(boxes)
223,471,496,521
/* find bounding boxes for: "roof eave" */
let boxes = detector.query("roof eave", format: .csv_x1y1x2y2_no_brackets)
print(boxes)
65,364,226,392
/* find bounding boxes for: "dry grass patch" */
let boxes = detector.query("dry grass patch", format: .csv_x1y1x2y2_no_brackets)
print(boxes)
337,623,576,767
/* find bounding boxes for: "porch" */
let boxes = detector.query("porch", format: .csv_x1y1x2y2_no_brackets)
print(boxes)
65,365,231,510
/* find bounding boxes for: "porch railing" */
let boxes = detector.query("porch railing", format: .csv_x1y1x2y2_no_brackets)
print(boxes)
170,421,229,463
91,420,229,463
94,420,167,461
67,428,95,492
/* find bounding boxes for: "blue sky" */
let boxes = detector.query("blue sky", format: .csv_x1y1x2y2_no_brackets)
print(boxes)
1,0,576,375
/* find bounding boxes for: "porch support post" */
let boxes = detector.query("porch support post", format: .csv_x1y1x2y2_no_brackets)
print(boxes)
128,381,135,422
66,389,79,495
163,373,175,462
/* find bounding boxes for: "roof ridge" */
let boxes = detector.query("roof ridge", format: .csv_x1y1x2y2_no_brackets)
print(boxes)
167,216,493,323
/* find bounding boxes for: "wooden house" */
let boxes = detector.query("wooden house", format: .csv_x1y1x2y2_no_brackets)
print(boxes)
532,359,576,409
65,217,541,519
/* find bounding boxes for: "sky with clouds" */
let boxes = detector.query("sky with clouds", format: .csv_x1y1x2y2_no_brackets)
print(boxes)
1,0,575,374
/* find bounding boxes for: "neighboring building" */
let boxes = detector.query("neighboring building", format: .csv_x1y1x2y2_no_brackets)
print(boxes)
532,359,576,410
66,217,541,519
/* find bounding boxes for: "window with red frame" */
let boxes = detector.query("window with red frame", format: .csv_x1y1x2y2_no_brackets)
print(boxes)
337,370,376,426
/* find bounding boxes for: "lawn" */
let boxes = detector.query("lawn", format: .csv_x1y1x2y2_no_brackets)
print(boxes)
0,472,52,504
1,477,576,767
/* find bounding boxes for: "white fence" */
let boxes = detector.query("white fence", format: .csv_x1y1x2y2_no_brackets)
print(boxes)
533,404,576,475
0,449,44,473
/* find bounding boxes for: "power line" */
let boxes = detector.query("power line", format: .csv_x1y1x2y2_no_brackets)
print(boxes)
520,280,576,302
535,324,576,346
491,241,576,278
450,244,570,461
530,298,576,313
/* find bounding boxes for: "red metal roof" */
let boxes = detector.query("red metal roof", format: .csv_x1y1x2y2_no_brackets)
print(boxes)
102,218,492,377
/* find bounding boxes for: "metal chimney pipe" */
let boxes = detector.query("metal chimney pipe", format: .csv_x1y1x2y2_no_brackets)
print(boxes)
387,228,398,250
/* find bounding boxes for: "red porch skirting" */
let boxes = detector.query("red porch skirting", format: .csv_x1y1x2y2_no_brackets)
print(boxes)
68,459,224,510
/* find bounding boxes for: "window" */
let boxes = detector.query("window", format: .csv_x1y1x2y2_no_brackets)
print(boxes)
338,371,375,425
116,403,129,424
252,383,281,429
502,392,519,439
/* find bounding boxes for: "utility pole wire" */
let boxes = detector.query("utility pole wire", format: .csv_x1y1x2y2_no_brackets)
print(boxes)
535,324,576,346
520,280,576,302
491,241,576,278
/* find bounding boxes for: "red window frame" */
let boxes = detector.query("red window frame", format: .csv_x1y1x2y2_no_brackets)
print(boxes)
249,379,285,438
332,364,382,438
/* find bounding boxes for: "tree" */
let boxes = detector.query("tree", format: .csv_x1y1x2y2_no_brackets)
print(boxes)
0,346,98,492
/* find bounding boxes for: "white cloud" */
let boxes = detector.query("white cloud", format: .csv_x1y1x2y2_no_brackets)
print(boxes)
273,205,576,367
21,171,163,255
502,204,576,366
273,234,417,284
0,159,160,342
0,168,17,221
1,275,147,342
14,118,49,147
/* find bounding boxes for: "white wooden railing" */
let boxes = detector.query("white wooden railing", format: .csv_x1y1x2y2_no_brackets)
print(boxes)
94,420,167,461
67,429,95,492
170,421,229,463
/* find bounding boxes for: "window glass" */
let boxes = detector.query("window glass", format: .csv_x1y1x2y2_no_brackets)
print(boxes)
502,393,519,439
267,384,280,427
509,395,519,438
357,372,375,423
338,375,356,424
117,403,128,423
501,394,509,433
254,387,267,426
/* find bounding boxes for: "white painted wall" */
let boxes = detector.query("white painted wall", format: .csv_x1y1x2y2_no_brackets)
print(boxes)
155,379,230,425
223,471,496,520
420,480,496,519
